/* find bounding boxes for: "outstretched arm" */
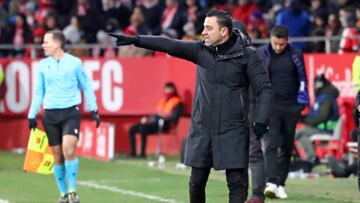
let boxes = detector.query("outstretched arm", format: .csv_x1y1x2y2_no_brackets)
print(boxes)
109,33,200,63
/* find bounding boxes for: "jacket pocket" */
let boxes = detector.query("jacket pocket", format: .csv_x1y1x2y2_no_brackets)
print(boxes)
222,91,245,123
191,96,201,123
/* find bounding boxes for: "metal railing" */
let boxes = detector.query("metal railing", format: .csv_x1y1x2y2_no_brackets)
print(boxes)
252,35,344,53
0,35,357,58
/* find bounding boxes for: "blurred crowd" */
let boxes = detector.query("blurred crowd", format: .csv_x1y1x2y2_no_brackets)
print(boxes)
0,0,360,58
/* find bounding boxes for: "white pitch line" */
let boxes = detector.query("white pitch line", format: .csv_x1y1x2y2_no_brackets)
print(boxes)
86,178,161,183
0,198,10,203
78,181,179,203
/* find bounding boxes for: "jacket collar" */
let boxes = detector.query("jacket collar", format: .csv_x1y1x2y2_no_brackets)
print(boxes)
213,34,236,55
205,28,251,58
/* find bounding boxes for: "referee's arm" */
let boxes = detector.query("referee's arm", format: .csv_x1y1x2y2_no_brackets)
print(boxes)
28,67,45,119
75,61,98,111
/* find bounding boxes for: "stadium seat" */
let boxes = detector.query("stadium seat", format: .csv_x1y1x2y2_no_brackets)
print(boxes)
346,142,358,164
135,116,191,156
310,115,346,160
154,117,181,156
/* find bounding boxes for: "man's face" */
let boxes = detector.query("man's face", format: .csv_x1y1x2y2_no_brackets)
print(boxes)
270,36,288,54
42,33,59,56
202,16,227,46
164,86,175,98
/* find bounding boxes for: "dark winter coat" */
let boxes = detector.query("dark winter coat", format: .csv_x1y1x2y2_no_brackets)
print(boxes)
136,29,272,170
258,43,310,106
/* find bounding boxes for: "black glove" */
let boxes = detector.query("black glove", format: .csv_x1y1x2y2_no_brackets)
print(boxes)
28,118,37,130
252,122,269,140
90,110,101,128
108,33,140,46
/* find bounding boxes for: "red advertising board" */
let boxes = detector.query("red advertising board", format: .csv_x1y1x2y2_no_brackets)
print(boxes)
77,121,115,160
0,57,196,116
304,53,358,101
0,54,358,154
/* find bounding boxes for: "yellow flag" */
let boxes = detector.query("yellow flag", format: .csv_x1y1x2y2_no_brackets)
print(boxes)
352,56,360,90
23,129,54,175
0,66,4,85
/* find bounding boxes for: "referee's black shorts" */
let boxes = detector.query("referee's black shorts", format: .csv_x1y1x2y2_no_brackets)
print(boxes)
42,106,81,146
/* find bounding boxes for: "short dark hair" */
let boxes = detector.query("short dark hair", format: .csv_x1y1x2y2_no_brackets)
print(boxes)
164,82,178,96
270,25,288,38
206,10,233,32
165,82,176,89
47,29,66,49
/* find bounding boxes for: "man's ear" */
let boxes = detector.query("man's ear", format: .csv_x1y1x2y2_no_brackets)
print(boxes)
56,41,62,49
220,27,229,37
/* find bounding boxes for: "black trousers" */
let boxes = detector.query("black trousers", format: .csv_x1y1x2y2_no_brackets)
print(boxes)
128,121,170,156
263,104,302,186
189,167,248,203
249,131,266,200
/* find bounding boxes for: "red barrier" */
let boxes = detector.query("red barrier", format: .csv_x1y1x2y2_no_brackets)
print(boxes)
76,121,115,160
0,58,195,115
0,54,357,155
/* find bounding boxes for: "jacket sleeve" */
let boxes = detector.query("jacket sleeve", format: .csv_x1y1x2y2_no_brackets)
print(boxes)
246,47,272,124
304,101,332,126
136,35,200,63
293,47,310,105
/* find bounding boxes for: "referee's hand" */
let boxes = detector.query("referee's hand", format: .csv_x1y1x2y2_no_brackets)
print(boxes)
90,110,101,128
28,118,37,130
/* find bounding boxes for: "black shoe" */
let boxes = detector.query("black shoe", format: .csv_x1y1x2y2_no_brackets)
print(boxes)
68,192,80,203
309,155,320,166
327,156,348,177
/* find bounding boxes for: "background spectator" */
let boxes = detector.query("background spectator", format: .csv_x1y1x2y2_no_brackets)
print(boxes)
103,0,131,30
232,0,257,27
139,0,164,35
118,7,153,57
52,0,76,29
8,13,32,57
33,0,53,26
160,0,187,38
310,11,327,52
275,0,311,51
24,26,45,58
43,12,59,31
63,15,82,44
71,0,103,43
338,8,359,53
295,74,340,165
128,82,183,158
185,0,207,35
0,0,360,54
325,11,342,52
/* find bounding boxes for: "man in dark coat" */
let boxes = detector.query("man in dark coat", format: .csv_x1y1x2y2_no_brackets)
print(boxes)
110,10,272,203
246,25,309,203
